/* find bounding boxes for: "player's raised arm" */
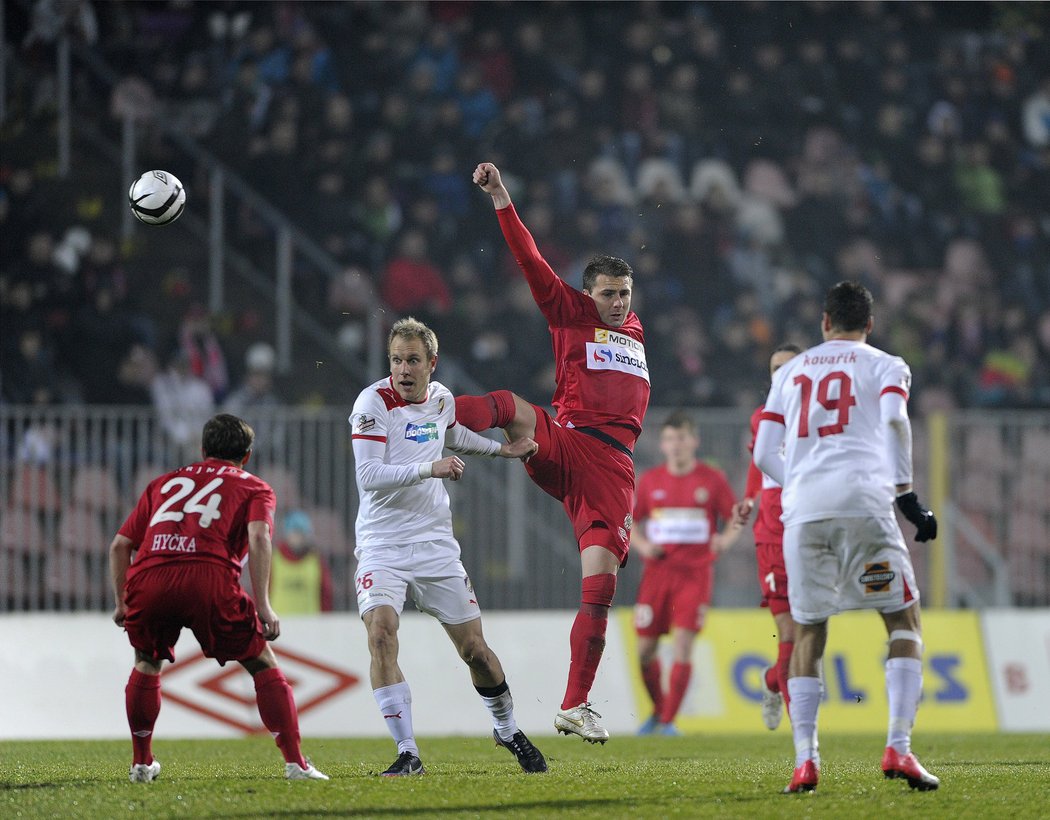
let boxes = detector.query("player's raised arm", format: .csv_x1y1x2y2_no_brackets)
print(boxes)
474,162,512,209
475,161,565,311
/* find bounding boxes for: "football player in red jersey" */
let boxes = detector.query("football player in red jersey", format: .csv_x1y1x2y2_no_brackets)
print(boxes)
734,344,801,732
456,162,651,742
109,414,327,782
632,411,745,735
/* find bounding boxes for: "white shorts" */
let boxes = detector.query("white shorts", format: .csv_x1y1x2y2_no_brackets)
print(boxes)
354,539,481,625
783,517,920,625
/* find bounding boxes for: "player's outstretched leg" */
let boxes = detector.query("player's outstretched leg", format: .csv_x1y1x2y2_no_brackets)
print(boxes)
454,391,518,432
252,666,329,780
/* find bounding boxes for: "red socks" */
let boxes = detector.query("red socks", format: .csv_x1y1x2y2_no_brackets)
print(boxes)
642,658,663,716
562,574,616,710
659,662,692,724
254,667,307,769
455,391,516,431
776,640,794,711
126,669,161,765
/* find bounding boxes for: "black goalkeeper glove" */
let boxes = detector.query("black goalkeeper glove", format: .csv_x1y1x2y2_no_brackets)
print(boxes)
896,492,938,542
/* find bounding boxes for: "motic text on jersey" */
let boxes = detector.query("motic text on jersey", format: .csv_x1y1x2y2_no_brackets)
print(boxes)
586,328,650,382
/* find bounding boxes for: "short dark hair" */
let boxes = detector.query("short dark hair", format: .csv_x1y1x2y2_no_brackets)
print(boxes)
774,342,803,356
202,413,255,462
582,255,633,292
661,410,697,435
824,281,873,332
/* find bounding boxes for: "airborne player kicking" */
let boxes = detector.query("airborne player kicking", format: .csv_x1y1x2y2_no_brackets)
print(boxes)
456,162,651,743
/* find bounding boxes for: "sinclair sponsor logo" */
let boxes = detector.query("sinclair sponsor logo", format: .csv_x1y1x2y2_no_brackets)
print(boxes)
588,329,649,382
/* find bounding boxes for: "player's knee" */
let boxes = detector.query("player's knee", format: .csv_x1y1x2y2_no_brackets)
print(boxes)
367,623,398,657
581,573,616,609
457,636,491,668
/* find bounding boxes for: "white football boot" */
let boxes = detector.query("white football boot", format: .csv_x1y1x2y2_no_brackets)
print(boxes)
760,667,784,730
555,702,610,744
285,761,330,780
128,760,161,783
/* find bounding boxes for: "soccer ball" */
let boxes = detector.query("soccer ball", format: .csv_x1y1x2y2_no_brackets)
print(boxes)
128,170,186,225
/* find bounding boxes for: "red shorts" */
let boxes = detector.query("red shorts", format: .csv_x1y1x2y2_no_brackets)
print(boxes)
756,540,791,616
524,407,636,563
123,562,267,664
633,559,712,636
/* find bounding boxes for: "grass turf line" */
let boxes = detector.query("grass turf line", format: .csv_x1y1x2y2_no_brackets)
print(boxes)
3,733,1049,819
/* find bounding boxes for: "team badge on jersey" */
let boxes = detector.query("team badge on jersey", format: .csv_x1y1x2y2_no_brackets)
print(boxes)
693,487,710,504
404,422,439,443
859,562,895,593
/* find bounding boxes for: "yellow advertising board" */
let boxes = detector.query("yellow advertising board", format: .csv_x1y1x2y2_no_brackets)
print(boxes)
618,607,996,732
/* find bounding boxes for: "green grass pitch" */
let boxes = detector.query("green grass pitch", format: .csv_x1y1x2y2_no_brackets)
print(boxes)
3,733,1049,819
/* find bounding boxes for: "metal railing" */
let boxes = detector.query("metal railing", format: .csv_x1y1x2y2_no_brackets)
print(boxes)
3,405,1048,613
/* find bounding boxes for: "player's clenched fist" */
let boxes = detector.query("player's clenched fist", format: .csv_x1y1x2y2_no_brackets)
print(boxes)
473,162,501,190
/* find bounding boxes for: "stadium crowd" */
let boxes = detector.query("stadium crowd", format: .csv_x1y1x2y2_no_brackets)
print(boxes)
2,0,1050,413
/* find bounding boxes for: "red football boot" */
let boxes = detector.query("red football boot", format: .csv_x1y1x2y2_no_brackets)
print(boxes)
782,759,819,793
881,746,940,791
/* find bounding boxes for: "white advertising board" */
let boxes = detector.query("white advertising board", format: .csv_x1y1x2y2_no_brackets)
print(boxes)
0,612,636,740
980,609,1050,731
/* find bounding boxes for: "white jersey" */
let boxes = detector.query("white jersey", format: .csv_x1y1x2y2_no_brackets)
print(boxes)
350,377,461,554
762,339,911,525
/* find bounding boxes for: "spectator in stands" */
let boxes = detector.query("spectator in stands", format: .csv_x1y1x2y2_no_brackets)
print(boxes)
224,342,284,462
270,510,333,614
177,305,229,403
151,349,215,464
380,229,452,320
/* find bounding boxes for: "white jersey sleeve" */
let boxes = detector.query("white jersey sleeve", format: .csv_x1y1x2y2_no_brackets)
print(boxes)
350,378,459,552
771,341,914,525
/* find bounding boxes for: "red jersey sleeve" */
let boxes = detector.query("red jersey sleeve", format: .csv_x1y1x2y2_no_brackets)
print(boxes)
118,484,156,546
247,484,277,535
713,470,737,526
744,405,764,499
496,204,595,326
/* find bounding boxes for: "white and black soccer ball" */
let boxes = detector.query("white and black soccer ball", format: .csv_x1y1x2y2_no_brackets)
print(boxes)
128,170,186,226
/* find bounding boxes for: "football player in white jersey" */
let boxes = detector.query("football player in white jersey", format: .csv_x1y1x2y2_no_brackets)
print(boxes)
754,281,939,795
350,317,548,776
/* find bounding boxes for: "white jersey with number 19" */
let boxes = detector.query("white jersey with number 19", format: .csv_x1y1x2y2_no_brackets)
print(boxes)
761,339,911,525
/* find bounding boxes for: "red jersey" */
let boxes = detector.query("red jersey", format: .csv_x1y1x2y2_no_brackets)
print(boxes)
497,204,650,451
634,461,736,569
119,458,276,578
746,405,785,543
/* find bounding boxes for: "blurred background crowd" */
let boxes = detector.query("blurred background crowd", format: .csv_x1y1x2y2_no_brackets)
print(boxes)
2,0,1050,414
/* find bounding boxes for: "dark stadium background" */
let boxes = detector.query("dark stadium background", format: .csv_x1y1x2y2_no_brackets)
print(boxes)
1,0,1048,613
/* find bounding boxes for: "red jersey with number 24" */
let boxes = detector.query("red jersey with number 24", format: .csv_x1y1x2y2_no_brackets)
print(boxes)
119,458,276,578
497,204,650,451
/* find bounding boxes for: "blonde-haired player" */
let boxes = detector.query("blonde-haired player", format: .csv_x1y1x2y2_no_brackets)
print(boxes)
350,317,547,776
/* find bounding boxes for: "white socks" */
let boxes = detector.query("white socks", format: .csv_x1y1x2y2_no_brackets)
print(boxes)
479,686,519,742
374,681,417,755
886,656,923,754
787,676,822,767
